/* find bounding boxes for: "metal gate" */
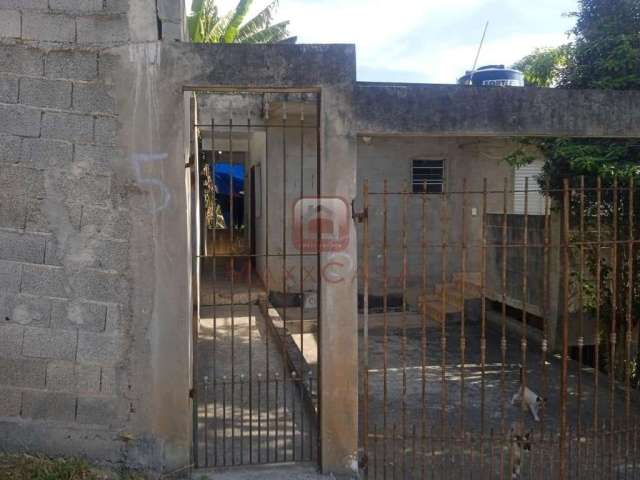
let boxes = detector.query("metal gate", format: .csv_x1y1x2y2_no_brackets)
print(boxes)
358,176,640,479
191,90,321,468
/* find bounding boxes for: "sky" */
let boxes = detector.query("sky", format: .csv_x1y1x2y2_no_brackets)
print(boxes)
185,0,578,84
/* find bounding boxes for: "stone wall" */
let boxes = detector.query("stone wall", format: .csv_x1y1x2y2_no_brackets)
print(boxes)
0,0,185,472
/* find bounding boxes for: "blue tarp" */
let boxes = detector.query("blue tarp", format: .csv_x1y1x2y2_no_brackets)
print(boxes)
213,163,244,196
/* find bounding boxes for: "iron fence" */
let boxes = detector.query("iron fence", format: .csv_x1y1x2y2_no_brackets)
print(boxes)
358,176,640,479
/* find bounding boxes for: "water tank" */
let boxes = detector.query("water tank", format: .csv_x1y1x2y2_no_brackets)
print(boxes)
458,65,524,87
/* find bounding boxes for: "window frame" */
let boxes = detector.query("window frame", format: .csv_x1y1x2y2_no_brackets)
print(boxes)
411,158,446,194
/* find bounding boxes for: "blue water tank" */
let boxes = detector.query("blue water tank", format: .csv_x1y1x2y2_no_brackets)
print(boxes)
458,65,524,87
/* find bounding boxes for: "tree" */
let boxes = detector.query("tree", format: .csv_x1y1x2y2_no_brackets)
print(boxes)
560,0,640,90
512,46,569,87
188,0,294,44
507,0,640,384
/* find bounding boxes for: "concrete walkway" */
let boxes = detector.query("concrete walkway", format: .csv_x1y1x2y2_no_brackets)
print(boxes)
191,463,335,480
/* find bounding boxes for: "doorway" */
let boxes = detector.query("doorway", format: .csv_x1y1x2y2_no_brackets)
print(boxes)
191,90,322,468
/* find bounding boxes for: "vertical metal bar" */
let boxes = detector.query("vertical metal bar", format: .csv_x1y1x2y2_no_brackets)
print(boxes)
440,179,449,480
610,178,619,480
204,376,209,467
274,372,279,462
480,178,488,476
420,179,428,480
401,181,409,480
520,177,530,426
625,177,634,476
363,179,370,471
500,177,508,479
542,178,551,433
625,179,634,420
315,92,322,466
298,101,305,462
308,371,313,461
257,373,262,464
382,178,389,479
291,372,297,461
210,117,218,466
193,118,201,468
421,409,426,480
578,176,586,470
228,114,237,465
222,376,227,466
373,424,378,480
281,102,288,445
247,114,254,465
264,103,271,463
240,375,245,464
560,178,571,480
392,423,397,480
459,177,468,479
594,177,602,450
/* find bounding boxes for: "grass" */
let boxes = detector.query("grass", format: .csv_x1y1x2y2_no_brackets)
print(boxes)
0,455,145,480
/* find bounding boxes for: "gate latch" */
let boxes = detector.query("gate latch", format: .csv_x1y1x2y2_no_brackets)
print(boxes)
352,200,368,224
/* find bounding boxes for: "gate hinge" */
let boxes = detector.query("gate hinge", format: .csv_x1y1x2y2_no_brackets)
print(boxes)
352,200,368,224
189,388,196,399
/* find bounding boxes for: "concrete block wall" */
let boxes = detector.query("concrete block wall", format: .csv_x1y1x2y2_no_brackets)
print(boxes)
0,0,168,470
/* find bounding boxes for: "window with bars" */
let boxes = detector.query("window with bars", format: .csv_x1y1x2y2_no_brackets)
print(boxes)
412,159,445,193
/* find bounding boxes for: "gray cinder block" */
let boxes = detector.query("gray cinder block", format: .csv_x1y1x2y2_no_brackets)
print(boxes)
20,77,72,109
0,104,41,137
22,326,77,360
22,12,76,43
77,14,128,44
0,230,46,264
46,50,98,81
0,357,46,388
73,83,116,115
21,264,69,298
22,390,76,421
42,111,93,143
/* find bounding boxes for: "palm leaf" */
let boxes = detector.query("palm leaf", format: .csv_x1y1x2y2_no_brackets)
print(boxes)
188,0,218,43
235,0,278,42
223,0,253,43
207,10,234,43
240,21,290,44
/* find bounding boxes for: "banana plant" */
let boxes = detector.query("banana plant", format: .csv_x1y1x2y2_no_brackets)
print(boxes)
188,0,295,44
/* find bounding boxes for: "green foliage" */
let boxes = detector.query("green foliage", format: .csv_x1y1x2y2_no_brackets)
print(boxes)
512,46,569,87
188,0,293,44
507,0,640,383
505,138,640,195
560,0,640,90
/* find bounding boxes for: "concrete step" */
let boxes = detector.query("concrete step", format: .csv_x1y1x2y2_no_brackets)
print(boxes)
453,271,482,284
433,284,466,307
417,294,462,323
434,276,482,298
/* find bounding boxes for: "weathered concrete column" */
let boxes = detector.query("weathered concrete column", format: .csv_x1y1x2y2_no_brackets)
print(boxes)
319,84,359,476
111,42,361,476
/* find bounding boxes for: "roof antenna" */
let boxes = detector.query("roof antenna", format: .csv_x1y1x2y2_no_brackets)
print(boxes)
468,21,489,85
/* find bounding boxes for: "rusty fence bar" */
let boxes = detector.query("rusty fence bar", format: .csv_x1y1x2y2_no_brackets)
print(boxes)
359,176,640,479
